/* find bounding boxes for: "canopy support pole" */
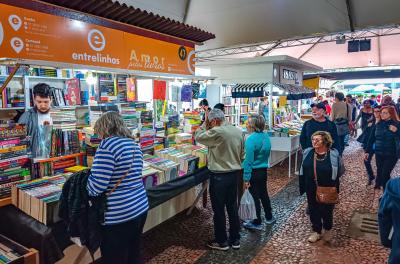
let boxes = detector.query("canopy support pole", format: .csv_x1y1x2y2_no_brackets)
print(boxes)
268,83,273,129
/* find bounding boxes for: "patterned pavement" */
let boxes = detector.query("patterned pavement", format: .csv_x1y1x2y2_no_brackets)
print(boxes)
143,140,394,264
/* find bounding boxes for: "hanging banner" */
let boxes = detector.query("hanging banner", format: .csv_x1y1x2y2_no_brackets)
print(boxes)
181,85,193,102
126,78,136,102
153,80,166,100
0,3,195,75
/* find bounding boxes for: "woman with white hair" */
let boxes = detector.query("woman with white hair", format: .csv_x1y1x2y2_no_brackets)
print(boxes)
242,114,275,230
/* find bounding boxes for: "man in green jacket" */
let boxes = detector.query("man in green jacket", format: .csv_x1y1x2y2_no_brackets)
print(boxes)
195,109,244,251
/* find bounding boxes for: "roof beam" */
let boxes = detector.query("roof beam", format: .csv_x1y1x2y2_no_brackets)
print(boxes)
298,37,323,59
346,0,355,32
261,41,281,56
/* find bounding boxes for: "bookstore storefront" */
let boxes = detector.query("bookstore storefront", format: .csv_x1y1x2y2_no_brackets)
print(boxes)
0,2,213,263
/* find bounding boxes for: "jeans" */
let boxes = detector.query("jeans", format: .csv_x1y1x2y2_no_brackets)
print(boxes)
307,191,334,233
209,171,241,244
375,154,398,190
248,168,273,224
101,213,147,264
338,135,346,156
364,152,375,181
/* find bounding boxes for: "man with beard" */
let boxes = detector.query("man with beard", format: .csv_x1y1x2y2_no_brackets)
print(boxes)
300,102,339,151
19,83,53,157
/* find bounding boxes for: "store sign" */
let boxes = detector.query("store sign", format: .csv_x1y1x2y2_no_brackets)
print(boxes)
0,4,195,75
279,67,302,85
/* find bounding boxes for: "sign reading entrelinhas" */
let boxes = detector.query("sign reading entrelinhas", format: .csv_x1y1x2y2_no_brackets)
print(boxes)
0,4,195,75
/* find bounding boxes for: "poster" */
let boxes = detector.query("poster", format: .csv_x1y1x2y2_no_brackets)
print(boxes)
126,77,136,102
181,85,193,102
153,80,166,100
191,83,200,99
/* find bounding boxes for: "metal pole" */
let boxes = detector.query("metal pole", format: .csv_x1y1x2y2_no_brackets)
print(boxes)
268,83,273,129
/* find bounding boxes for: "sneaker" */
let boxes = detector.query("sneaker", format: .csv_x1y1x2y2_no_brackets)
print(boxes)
230,239,240,250
308,232,321,243
265,217,276,225
243,221,262,231
323,229,333,242
207,240,229,251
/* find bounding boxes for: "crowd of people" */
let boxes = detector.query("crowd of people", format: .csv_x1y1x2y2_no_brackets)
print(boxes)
20,87,395,263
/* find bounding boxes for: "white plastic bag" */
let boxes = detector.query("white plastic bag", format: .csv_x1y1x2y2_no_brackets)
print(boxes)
238,189,257,221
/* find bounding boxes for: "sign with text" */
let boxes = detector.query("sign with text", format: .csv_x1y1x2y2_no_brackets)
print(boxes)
0,4,195,75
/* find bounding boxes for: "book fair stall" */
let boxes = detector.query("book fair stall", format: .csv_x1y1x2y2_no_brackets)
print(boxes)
0,1,215,263
197,56,322,177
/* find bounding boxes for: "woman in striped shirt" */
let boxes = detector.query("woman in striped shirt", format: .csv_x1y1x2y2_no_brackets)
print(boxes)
87,111,148,264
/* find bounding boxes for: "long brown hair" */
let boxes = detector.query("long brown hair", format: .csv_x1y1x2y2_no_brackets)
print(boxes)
380,106,399,122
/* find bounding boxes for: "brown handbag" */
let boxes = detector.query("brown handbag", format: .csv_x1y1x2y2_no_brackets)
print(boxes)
313,154,339,204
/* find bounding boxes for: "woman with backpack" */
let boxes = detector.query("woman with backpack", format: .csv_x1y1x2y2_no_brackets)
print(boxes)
331,92,352,156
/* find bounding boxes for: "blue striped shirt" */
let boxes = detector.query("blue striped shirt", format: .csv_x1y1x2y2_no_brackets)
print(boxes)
87,136,149,225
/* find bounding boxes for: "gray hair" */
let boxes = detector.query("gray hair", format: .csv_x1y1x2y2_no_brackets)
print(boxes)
248,114,265,132
94,111,133,139
208,109,225,122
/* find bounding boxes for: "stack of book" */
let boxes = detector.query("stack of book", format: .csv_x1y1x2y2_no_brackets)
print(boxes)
50,88,67,107
33,156,79,178
50,108,77,130
154,121,165,150
120,105,140,131
0,235,30,263
140,110,154,149
176,144,208,168
116,75,128,102
175,133,193,145
141,161,163,189
155,147,199,176
0,124,31,199
82,127,100,167
166,114,180,147
11,175,70,224
143,154,180,182
89,110,102,127
183,111,201,136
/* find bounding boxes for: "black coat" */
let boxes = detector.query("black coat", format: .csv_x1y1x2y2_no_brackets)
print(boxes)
300,118,339,150
59,170,106,257
366,120,400,156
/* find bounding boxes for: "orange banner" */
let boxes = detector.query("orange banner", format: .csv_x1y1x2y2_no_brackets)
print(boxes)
0,3,195,75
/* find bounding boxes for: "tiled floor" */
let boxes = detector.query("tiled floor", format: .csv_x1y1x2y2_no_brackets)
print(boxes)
143,140,394,264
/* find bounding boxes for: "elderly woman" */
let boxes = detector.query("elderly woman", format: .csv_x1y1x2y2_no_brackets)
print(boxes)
365,106,400,190
299,131,344,243
87,111,148,264
242,114,274,230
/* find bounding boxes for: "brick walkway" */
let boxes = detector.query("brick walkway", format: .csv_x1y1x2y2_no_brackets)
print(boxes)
143,140,394,263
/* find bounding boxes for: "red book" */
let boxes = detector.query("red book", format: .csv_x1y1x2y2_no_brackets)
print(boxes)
65,78,81,106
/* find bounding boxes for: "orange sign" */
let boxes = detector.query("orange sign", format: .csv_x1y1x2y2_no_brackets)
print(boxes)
0,4,195,75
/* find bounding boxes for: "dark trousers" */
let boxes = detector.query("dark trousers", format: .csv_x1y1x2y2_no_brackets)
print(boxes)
101,213,148,264
248,168,272,224
375,154,397,189
307,191,334,233
364,152,375,181
209,171,241,244
338,135,346,156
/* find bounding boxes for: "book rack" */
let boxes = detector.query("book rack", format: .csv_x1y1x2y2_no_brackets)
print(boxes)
0,197,11,208
0,234,39,264
33,152,84,164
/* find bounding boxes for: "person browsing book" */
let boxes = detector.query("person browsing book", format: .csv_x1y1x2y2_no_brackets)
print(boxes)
18,83,53,157
87,111,148,264
242,114,275,231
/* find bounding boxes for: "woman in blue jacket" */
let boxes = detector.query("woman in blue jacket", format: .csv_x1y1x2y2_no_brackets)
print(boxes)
379,177,400,264
242,114,275,230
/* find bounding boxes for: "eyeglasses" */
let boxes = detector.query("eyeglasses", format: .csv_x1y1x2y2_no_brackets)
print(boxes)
374,110,380,113
312,138,322,142
381,112,390,115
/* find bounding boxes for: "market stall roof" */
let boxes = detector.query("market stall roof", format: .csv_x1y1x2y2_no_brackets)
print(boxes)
6,0,215,44
231,82,316,100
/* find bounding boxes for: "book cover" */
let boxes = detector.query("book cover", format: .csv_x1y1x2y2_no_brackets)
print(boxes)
65,78,81,106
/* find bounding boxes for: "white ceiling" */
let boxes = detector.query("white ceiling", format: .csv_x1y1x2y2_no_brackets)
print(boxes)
114,0,400,51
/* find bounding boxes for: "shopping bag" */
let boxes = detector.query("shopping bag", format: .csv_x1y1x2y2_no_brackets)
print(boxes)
238,189,257,221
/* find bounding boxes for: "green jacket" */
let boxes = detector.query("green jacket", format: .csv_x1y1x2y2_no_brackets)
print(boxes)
195,123,244,173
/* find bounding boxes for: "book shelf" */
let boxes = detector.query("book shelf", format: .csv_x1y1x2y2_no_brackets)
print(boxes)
33,152,84,163
0,234,39,264
0,197,11,208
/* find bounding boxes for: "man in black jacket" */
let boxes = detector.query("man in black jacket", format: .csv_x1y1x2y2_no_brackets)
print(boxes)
300,103,339,151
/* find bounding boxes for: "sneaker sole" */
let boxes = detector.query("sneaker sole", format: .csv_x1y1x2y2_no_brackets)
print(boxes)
207,245,229,251
265,220,276,225
231,245,240,250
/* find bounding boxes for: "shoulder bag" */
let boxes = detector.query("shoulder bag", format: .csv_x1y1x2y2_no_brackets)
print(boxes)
314,154,339,204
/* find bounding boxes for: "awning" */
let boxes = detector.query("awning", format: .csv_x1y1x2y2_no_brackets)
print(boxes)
231,82,316,100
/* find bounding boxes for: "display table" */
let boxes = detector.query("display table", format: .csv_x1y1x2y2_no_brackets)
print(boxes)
269,135,300,177
0,168,210,264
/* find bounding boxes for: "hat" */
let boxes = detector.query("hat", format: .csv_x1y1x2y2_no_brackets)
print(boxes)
311,102,326,111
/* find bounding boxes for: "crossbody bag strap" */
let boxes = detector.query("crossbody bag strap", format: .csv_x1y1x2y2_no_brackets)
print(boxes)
107,170,130,196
